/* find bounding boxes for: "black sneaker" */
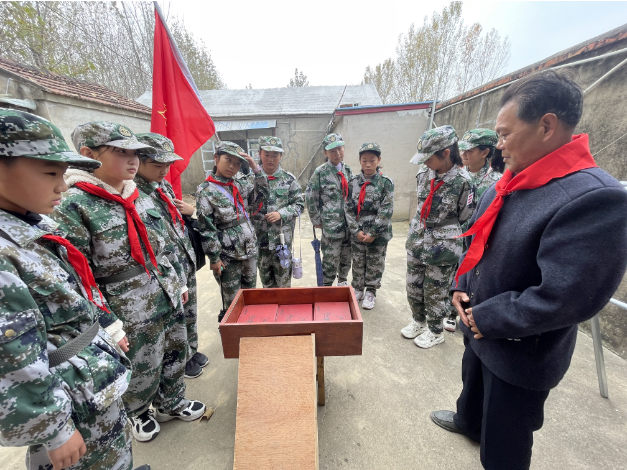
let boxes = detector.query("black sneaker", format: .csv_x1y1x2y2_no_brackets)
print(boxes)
130,409,160,442
184,358,203,378
192,352,209,368
155,400,206,422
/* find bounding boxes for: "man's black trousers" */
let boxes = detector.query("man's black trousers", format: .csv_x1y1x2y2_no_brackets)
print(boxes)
453,337,550,470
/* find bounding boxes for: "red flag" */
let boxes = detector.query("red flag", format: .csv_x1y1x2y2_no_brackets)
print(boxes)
151,3,215,198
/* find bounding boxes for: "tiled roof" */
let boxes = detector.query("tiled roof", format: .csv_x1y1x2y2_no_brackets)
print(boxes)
136,84,383,118
437,22,627,109
0,57,151,115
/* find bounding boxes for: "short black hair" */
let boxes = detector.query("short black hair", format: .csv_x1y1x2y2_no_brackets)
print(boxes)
0,156,19,167
500,69,583,129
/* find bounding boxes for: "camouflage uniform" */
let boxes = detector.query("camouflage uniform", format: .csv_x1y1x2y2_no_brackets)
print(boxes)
135,133,199,360
251,137,305,288
406,127,473,335
0,110,132,469
196,142,268,309
50,122,192,420
305,134,353,286
459,129,503,230
345,144,394,296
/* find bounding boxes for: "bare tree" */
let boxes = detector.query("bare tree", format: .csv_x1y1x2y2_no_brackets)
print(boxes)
364,1,510,104
0,1,226,99
288,68,309,87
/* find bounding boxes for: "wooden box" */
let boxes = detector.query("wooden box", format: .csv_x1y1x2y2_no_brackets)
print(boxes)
219,287,363,358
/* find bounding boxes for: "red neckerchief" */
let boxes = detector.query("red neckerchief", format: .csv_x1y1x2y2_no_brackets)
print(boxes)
206,175,245,220
337,170,349,200
156,188,184,230
357,181,372,220
41,234,109,313
267,175,276,180
75,182,160,275
455,134,598,286
420,178,445,227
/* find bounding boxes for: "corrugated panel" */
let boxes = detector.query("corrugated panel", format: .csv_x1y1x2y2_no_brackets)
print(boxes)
215,120,277,132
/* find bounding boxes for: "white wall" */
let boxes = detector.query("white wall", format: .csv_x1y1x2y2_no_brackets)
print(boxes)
333,109,429,221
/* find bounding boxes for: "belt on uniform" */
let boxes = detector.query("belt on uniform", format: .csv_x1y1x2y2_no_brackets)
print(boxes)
96,253,166,285
424,218,458,229
358,210,377,217
48,321,100,368
217,218,247,231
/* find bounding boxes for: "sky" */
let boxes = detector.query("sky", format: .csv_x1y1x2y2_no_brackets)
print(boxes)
166,1,627,91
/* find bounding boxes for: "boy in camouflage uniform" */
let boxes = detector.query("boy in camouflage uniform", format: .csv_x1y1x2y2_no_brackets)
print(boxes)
251,136,304,288
403,126,473,348
135,133,208,379
0,109,133,469
305,133,353,286
345,143,394,310
444,129,502,332
196,142,267,315
51,122,206,444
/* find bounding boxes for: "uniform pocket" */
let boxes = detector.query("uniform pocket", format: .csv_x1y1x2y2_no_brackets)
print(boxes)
25,272,83,326
0,310,43,375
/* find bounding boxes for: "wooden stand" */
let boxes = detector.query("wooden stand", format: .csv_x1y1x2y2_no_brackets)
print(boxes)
234,335,318,470
317,357,325,406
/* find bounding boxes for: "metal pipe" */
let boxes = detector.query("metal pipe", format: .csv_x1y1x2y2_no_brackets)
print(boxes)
584,56,627,95
610,297,627,310
590,314,609,399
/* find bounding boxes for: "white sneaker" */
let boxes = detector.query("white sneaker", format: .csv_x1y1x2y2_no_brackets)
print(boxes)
355,289,364,301
401,320,427,339
130,409,160,442
444,318,457,332
155,400,206,422
362,291,376,310
337,281,349,287
414,329,445,348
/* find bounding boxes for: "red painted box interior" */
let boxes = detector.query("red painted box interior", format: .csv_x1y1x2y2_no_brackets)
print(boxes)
276,304,314,322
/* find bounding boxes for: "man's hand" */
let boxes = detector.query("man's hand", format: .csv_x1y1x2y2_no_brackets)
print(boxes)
265,211,281,223
357,231,366,242
239,152,258,172
210,260,225,276
173,198,194,216
117,335,129,353
468,310,484,339
452,291,470,327
182,291,189,305
48,429,86,470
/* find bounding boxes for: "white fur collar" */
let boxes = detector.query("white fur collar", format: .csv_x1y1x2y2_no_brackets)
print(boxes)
65,169,137,199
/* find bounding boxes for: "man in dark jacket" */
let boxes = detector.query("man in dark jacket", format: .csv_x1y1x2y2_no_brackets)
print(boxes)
430,70,627,469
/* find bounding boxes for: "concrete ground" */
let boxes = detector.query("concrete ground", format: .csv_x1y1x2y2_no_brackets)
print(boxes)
3,214,627,470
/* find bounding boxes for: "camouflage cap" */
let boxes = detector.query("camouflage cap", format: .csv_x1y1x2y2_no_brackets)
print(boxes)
323,133,345,151
71,121,156,152
458,128,499,151
359,142,381,156
258,136,284,153
215,141,246,161
0,108,101,170
135,132,183,163
409,125,458,165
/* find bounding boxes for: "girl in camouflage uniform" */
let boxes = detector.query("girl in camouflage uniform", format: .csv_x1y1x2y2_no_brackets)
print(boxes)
196,142,267,316
134,133,208,380
344,143,394,310
443,129,502,332
0,110,134,469
250,136,304,288
51,122,206,444
402,126,473,348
